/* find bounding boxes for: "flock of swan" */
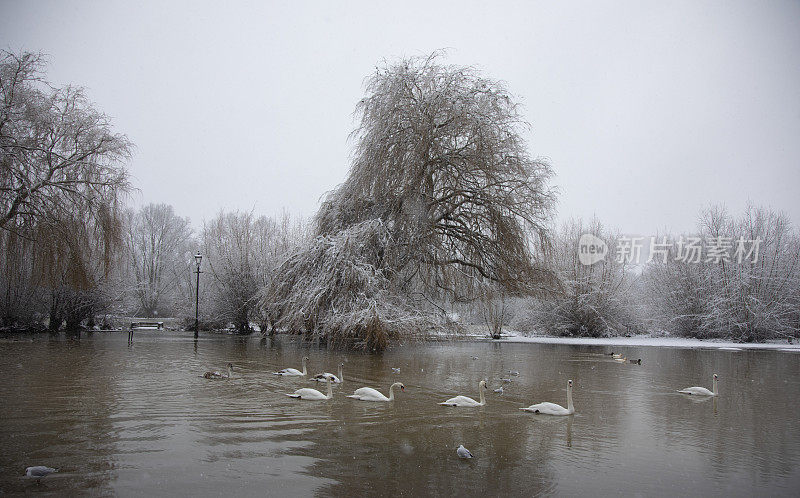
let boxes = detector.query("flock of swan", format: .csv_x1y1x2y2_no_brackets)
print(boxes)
22,354,721,478
202,355,720,415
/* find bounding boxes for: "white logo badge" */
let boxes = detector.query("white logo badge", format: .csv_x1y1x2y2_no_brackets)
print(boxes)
578,233,607,265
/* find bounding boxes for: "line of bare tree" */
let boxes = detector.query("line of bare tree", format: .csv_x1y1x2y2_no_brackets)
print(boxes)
502,206,799,342
1,50,306,333
641,206,800,342
3,49,798,347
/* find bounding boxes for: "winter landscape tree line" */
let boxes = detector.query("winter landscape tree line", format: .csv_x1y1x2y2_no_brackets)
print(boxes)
2,49,798,348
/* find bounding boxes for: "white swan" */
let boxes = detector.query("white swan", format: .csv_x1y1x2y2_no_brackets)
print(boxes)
520,379,575,416
287,377,333,400
274,356,308,376
347,382,405,401
439,380,487,407
203,363,233,379
312,362,343,383
678,374,718,396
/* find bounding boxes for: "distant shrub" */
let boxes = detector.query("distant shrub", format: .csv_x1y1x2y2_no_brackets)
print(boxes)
643,206,800,342
513,218,643,338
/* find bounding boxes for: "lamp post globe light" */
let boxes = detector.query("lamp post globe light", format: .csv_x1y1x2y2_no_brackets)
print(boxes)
194,252,202,338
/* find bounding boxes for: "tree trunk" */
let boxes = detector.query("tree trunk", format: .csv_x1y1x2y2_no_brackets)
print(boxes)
48,291,63,332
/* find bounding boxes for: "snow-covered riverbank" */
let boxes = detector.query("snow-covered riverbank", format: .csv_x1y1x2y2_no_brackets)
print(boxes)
487,331,800,351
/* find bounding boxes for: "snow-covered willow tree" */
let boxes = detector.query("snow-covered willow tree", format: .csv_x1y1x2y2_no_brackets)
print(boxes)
35,201,127,331
0,50,131,231
1,50,132,331
264,53,557,350
0,226,44,328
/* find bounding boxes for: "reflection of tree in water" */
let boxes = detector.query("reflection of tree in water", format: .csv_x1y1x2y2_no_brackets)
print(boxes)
0,334,117,494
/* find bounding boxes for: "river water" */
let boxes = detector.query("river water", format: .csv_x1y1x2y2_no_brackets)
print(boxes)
1,332,798,496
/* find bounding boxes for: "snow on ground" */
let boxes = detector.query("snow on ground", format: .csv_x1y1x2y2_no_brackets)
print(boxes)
492,331,800,351
456,325,800,351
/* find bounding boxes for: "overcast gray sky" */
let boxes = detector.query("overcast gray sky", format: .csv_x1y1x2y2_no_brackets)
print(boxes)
2,0,798,235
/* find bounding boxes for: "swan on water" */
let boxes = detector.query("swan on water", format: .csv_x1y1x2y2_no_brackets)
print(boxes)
274,357,308,376
520,379,575,416
347,382,405,401
678,374,718,396
203,363,233,379
312,362,343,383
439,380,487,407
287,377,333,400
457,445,473,459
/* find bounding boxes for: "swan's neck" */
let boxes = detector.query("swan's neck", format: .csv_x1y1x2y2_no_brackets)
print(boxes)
479,385,485,405
227,365,232,378
338,364,343,382
301,359,307,376
712,377,717,395
387,384,395,401
567,384,574,412
326,379,333,398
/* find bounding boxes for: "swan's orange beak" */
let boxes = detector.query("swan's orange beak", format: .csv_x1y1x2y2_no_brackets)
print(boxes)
401,386,405,391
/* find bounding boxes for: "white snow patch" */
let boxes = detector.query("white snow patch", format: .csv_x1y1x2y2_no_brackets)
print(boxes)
492,331,799,351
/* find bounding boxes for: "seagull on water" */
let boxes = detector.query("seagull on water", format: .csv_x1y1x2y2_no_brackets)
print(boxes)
26,466,58,479
457,445,473,459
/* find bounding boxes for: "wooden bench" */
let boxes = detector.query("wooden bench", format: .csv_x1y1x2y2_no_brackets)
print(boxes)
130,321,164,330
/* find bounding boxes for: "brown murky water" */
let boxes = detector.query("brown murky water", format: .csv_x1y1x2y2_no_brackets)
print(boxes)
1,332,799,496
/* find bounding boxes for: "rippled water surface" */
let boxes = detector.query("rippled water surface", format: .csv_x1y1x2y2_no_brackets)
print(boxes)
1,332,799,496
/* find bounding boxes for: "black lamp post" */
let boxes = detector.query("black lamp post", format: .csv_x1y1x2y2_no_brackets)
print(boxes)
194,252,202,338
